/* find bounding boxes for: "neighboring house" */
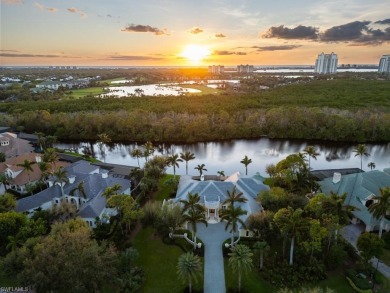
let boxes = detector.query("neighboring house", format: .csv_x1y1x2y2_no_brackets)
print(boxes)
171,172,269,237
16,160,131,228
0,132,35,158
36,80,63,90
0,153,68,193
319,169,390,232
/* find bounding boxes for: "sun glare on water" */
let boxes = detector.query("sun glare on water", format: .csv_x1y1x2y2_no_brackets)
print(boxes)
181,44,211,64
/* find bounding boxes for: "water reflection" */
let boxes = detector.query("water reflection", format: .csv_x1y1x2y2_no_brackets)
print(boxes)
55,138,390,177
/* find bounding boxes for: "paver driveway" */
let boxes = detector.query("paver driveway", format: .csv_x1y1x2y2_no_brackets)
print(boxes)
196,222,232,293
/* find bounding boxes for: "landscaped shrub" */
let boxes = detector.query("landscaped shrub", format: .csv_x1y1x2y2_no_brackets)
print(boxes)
346,269,372,291
324,244,348,270
346,277,372,293
382,232,390,250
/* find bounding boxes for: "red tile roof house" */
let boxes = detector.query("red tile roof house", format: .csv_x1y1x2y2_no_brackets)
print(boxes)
0,153,69,194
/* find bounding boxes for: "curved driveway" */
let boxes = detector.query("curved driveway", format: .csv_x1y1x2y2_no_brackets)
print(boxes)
196,222,231,293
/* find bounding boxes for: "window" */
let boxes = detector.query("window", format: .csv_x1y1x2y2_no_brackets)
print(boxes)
246,230,249,237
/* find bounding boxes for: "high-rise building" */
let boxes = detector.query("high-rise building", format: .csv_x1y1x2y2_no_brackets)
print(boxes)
237,64,254,73
208,65,224,74
378,55,390,74
314,52,338,74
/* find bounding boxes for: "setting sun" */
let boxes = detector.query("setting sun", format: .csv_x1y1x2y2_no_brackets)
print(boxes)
181,44,211,64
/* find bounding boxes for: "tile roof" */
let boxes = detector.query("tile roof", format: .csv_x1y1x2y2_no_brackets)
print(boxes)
16,185,61,212
319,170,390,227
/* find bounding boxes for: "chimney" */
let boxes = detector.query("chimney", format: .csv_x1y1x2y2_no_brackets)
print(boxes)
200,174,204,181
35,156,42,163
69,175,76,184
101,170,108,179
333,172,341,184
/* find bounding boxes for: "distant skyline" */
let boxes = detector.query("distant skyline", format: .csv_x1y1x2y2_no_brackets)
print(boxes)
1,0,390,66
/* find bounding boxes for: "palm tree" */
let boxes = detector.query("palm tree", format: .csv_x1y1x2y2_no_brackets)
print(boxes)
53,167,69,199
180,151,195,175
183,208,208,249
223,186,248,206
228,244,253,292
143,141,155,162
38,161,50,189
253,240,269,270
180,192,203,213
217,170,225,177
111,183,122,195
69,181,87,206
97,133,111,162
177,252,202,293
194,164,207,177
43,148,58,167
166,154,183,178
131,148,143,167
368,187,390,238
17,159,35,185
221,205,247,246
103,186,115,199
240,155,252,176
303,145,320,170
368,162,376,170
273,207,308,265
353,144,370,172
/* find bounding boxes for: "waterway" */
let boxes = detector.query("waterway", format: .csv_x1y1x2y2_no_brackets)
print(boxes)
55,138,390,177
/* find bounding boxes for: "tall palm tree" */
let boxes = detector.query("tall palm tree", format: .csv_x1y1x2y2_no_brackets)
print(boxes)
38,161,50,190
69,181,88,205
368,187,390,238
103,186,116,199
143,141,155,162
97,133,111,162
253,240,269,270
223,186,248,206
43,148,58,167
183,208,208,249
228,244,253,293
166,154,183,178
177,252,202,293
53,167,69,199
368,162,376,170
240,155,252,176
194,164,207,177
221,205,247,246
303,145,320,170
17,159,35,185
131,148,143,167
353,144,370,172
180,192,203,213
180,151,195,175
273,207,308,265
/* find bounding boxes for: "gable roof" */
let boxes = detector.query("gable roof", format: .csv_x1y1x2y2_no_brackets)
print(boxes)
16,185,61,212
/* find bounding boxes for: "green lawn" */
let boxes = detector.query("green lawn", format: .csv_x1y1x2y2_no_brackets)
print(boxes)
68,87,105,98
134,227,203,293
179,84,223,95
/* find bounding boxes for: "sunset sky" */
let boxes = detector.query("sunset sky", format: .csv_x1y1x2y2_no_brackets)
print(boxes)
1,0,390,66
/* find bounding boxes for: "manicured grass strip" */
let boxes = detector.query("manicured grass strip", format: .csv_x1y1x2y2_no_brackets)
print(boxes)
134,227,203,293
69,87,105,98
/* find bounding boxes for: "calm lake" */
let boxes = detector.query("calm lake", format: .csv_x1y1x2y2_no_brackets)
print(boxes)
55,138,390,177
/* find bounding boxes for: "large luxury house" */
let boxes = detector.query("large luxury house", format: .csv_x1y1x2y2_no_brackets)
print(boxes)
16,160,131,227
0,153,69,193
0,132,35,159
319,168,390,233
171,172,269,237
